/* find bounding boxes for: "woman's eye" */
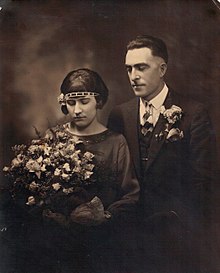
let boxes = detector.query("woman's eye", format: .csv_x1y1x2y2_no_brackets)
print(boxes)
81,99,90,104
66,100,76,106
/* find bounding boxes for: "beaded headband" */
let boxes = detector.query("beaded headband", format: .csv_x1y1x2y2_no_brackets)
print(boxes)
58,92,99,105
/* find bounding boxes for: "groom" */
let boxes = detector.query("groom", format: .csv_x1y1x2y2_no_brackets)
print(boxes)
108,35,216,272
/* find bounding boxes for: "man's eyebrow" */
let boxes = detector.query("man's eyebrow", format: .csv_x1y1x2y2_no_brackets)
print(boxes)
125,63,148,67
134,63,148,67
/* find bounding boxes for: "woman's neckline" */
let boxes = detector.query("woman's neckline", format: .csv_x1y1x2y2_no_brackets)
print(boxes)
63,123,109,138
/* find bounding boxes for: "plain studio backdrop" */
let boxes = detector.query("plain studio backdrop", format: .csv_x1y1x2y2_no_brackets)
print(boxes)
0,0,220,271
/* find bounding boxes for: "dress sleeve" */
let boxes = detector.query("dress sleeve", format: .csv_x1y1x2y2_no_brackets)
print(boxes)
106,135,140,221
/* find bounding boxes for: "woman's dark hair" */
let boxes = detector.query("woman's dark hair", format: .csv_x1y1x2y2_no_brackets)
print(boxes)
60,68,109,115
127,35,168,64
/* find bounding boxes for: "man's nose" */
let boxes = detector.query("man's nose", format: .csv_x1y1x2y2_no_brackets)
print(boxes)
130,69,140,81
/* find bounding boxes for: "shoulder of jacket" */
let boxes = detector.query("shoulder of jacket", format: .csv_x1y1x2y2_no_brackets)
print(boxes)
170,90,207,112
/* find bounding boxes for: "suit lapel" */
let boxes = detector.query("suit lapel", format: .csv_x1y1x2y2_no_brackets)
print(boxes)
124,98,142,180
144,90,174,172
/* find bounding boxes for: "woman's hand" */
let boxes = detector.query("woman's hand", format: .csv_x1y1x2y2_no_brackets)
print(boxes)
42,209,69,227
70,196,108,226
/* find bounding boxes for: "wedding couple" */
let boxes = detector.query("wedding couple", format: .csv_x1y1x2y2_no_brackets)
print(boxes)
15,35,216,273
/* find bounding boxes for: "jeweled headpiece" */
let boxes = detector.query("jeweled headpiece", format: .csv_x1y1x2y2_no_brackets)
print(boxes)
58,91,99,105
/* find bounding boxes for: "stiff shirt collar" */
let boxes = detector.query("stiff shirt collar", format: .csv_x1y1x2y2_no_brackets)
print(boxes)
140,84,169,126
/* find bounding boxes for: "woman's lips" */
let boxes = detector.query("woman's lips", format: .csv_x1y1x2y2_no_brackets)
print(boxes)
74,117,86,121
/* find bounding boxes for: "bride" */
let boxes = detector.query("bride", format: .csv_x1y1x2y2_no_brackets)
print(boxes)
15,68,140,273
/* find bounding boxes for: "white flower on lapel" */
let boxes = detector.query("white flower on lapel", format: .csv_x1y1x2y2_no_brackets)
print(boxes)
166,128,184,142
160,105,183,124
156,105,184,142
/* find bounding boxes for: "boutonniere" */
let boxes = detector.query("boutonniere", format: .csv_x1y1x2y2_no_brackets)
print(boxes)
160,105,183,125
166,127,184,142
156,105,184,142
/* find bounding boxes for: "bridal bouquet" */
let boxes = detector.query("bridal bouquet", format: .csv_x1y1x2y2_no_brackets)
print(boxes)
3,126,95,214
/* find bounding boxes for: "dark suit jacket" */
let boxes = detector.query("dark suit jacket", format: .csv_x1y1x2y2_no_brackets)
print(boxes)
108,89,216,231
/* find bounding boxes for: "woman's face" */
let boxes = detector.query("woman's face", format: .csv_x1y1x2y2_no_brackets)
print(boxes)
66,95,98,129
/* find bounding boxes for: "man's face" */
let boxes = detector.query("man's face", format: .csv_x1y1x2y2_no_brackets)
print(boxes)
125,47,167,101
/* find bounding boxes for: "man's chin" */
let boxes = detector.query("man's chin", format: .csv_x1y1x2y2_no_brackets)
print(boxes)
133,90,148,98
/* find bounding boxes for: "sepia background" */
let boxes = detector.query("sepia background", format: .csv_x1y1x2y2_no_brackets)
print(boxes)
0,0,220,270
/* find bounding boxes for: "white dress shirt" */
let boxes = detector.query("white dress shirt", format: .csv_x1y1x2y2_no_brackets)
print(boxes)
140,84,169,127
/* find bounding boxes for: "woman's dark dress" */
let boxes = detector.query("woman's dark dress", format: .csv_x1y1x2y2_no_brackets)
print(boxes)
2,125,139,273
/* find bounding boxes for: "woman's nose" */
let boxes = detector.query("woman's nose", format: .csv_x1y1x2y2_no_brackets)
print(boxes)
74,102,82,115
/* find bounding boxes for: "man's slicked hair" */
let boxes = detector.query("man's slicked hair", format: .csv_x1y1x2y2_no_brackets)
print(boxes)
127,35,168,64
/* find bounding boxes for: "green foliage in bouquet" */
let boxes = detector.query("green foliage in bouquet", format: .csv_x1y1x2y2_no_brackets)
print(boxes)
3,125,95,210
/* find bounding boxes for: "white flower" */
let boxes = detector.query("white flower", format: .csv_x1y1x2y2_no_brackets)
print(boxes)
43,158,52,165
11,157,22,167
161,105,183,124
75,160,82,166
63,187,74,194
53,151,60,157
57,131,66,139
57,142,65,149
84,171,93,180
71,153,80,161
54,168,61,176
3,166,9,172
61,173,69,180
59,150,65,156
73,166,82,173
43,145,52,156
26,196,36,206
63,163,71,172
41,164,47,172
31,139,41,145
52,183,61,191
84,152,95,161
37,156,43,163
166,128,184,142
66,143,75,152
57,93,65,104
26,159,41,172
28,145,39,153
86,164,95,171
69,136,83,145
44,131,53,140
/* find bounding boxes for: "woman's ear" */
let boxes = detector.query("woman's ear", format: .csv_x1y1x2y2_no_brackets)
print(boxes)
160,63,167,77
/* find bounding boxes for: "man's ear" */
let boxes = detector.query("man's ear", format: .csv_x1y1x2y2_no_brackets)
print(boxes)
160,63,167,77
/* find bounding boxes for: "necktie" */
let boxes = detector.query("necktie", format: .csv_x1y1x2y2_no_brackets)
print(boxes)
141,102,154,136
